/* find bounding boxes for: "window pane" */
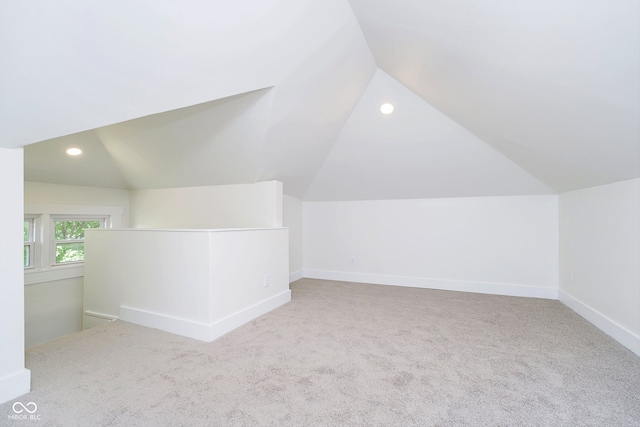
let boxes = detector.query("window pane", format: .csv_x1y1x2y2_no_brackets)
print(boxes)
54,220,101,240
24,221,29,241
24,245,30,267
56,242,85,263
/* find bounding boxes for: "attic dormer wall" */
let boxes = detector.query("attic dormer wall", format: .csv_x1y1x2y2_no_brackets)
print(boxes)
302,194,560,299
558,178,640,355
129,181,283,229
302,178,640,356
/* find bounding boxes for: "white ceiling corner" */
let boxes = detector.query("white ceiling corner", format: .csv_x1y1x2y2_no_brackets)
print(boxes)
256,9,377,198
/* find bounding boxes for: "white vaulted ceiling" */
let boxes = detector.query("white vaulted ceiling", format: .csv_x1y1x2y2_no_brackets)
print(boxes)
348,0,640,193
305,70,555,201
3,0,638,200
95,88,275,189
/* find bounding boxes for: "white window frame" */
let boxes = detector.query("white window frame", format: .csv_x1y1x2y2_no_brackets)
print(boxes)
24,203,123,286
23,215,38,269
50,215,107,266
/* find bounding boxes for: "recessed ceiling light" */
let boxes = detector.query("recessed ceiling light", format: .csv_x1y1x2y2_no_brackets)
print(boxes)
66,148,82,156
380,103,394,115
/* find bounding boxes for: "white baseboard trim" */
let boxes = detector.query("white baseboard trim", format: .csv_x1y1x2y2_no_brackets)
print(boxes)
84,310,118,321
119,305,208,341
559,290,640,356
83,310,119,330
289,270,303,283
119,290,292,342
303,269,558,300
205,290,291,341
0,368,31,405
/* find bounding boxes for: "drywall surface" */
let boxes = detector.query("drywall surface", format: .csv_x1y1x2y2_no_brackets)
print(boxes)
559,178,640,354
349,0,640,193
25,278,83,348
303,195,559,297
0,148,30,404
130,181,282,229
283,195,303,279
1,1,359,148
305,69,553,201
25,181,130,225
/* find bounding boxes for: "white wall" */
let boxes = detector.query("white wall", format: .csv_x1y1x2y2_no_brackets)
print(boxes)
283,195,303,281
0,148,30,404
23,182,130,348
559,178,640,355
24,279,83,349
24,181,130,225
130,181,282,229
304,195,559,298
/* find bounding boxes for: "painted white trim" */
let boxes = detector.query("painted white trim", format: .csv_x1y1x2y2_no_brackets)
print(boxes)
559,290,640,356
83,310,118,321
119,306,209,341
24,203,123,218
289,270,303,283
118,290,291,342
89,227,286,233
303,269,558,299
205,290,291,341
0,369,31,405
23,203,124,284
25,265,83,285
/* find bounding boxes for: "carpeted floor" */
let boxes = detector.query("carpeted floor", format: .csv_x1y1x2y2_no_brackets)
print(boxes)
2,278,639,426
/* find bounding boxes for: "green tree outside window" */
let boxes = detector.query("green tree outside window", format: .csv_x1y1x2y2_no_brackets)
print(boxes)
54,220,102,263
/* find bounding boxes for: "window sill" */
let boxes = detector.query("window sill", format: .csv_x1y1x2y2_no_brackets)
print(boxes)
24,265,84,286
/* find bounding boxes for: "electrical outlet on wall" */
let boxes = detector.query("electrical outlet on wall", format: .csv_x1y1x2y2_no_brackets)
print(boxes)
350,256,357,265
263,274,270,288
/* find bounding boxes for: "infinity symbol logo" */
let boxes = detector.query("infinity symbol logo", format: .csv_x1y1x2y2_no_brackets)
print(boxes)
12,402,38,414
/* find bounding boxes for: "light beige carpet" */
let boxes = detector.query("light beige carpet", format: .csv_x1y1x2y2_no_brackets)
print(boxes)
2,278,639,426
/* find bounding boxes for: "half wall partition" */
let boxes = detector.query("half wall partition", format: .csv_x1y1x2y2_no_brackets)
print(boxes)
83,227,289,342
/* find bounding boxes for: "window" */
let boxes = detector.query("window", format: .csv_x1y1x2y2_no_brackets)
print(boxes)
24,216,36,268
24,203,122,285
51,217,105,265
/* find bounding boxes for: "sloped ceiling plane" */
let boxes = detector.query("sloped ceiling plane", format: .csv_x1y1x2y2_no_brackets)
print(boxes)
1,0,637,200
